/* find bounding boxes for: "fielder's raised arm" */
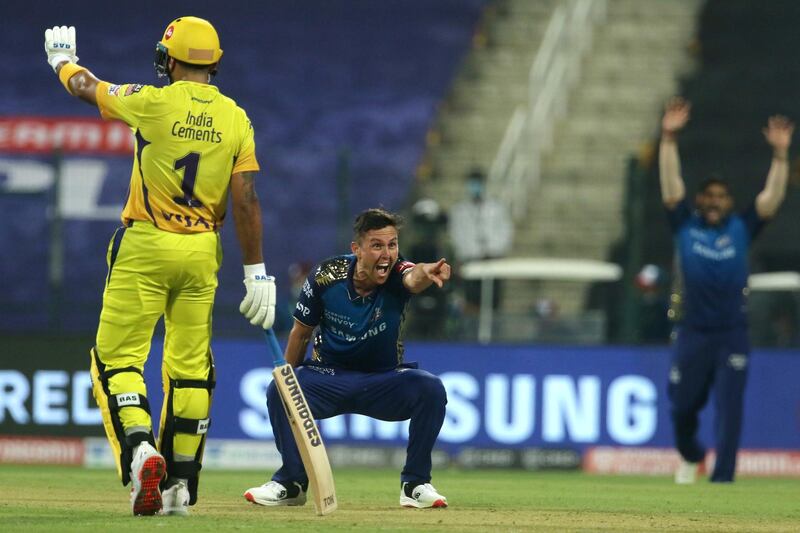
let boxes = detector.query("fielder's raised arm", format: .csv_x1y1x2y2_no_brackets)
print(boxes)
755,114,794,218
658,96,690,208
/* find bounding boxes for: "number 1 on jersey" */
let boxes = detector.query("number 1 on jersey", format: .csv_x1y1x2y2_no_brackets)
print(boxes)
173,152,204,208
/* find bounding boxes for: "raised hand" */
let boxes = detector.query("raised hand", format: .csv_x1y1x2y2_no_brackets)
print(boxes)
44,25,79,72
662,97,691,135
762,115,794,154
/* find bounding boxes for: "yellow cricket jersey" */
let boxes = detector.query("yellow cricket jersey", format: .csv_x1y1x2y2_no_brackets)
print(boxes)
96,80,259,233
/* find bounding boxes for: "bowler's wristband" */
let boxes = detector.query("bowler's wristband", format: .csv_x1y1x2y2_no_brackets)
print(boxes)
58,62,87,95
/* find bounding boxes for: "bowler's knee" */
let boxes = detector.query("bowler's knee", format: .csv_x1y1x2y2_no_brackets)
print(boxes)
411,371,447,407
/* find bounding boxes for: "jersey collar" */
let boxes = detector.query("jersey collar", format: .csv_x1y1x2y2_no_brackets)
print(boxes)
171,80,220,93
346,254,376,302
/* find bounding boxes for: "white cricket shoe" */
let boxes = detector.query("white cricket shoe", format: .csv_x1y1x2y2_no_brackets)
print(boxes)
675,460,700,484
161,480,190,516
130,442,166,516
244,481,307,506
400,482,448,508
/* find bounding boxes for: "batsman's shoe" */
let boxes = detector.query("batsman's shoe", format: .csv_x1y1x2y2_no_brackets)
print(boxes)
400,482,448,509
674,459,700,484
244,481,307,507
129,442,166,516
161,480,190,516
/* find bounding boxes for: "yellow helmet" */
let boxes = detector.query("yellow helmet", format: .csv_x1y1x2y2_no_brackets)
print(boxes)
154,16,223,77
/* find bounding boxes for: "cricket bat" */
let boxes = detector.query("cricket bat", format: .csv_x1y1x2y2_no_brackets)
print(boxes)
264,329,337,515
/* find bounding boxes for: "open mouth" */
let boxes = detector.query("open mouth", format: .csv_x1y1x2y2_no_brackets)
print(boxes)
376,263,390,275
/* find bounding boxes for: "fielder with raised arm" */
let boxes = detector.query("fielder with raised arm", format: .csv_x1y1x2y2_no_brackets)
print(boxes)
659,97,793,484
44,19,276,516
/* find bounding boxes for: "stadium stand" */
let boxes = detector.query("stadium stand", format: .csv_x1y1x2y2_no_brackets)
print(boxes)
0,0,486,334
416,0,702,341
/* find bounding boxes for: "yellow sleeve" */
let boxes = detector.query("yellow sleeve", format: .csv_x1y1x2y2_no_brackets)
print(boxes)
95,81,150,127
232,110,260,174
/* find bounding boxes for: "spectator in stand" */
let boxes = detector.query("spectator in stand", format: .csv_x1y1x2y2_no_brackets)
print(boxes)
659,96,794,484
447,168,513,317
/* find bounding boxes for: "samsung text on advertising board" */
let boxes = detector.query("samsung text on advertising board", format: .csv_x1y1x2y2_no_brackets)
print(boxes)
240,371,658,446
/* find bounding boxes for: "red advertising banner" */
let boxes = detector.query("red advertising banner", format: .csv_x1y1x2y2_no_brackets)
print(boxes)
0,116,133,155
584,446,800,477
0,436,85,465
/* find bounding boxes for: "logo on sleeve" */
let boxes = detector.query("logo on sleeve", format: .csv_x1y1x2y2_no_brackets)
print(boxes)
295,302,311,317
124,84,143,96
395,260,415,273
302,279,314,298
107,84,121,96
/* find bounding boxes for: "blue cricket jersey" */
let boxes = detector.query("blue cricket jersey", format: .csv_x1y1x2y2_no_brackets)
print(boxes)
668,200,764,329
292,254,415,371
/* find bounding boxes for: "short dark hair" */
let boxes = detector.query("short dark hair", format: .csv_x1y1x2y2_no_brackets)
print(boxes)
174,57,217,74
697,176,731,195
353,208,403,241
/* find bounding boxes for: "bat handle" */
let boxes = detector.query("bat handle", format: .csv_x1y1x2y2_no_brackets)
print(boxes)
263,328,287,367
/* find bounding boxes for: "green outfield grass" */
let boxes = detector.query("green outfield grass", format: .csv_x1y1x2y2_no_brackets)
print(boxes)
0,465,798,532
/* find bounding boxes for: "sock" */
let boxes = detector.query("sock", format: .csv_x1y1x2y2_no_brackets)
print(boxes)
403,481,423,498
283,481,308,498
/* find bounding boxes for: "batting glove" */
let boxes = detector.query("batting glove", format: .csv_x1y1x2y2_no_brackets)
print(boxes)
240,263,276,329
44,25,79,72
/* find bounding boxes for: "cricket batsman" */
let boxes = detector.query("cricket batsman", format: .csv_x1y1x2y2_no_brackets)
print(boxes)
45,18,275,515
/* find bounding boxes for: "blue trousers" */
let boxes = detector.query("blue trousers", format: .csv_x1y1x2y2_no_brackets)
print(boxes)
668,325,749,482
267,363,447,485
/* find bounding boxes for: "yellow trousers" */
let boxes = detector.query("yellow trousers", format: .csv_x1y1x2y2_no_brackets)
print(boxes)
91,221,221,477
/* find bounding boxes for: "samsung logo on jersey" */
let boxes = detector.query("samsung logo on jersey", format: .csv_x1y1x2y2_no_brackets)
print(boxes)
691,241,736,261
328,321,388,342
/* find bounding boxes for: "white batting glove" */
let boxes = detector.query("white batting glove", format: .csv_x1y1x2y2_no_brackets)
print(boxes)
44,26,79,72
239,264,276,329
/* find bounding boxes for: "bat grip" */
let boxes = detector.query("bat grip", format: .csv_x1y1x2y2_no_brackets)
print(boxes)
263,328,287,367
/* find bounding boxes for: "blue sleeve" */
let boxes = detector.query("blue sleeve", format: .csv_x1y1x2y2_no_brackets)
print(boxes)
293,273,323,327
665,199,691,234
740,201,766,240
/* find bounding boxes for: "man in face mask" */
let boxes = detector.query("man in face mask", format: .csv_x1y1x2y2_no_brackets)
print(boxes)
447,168,514,316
